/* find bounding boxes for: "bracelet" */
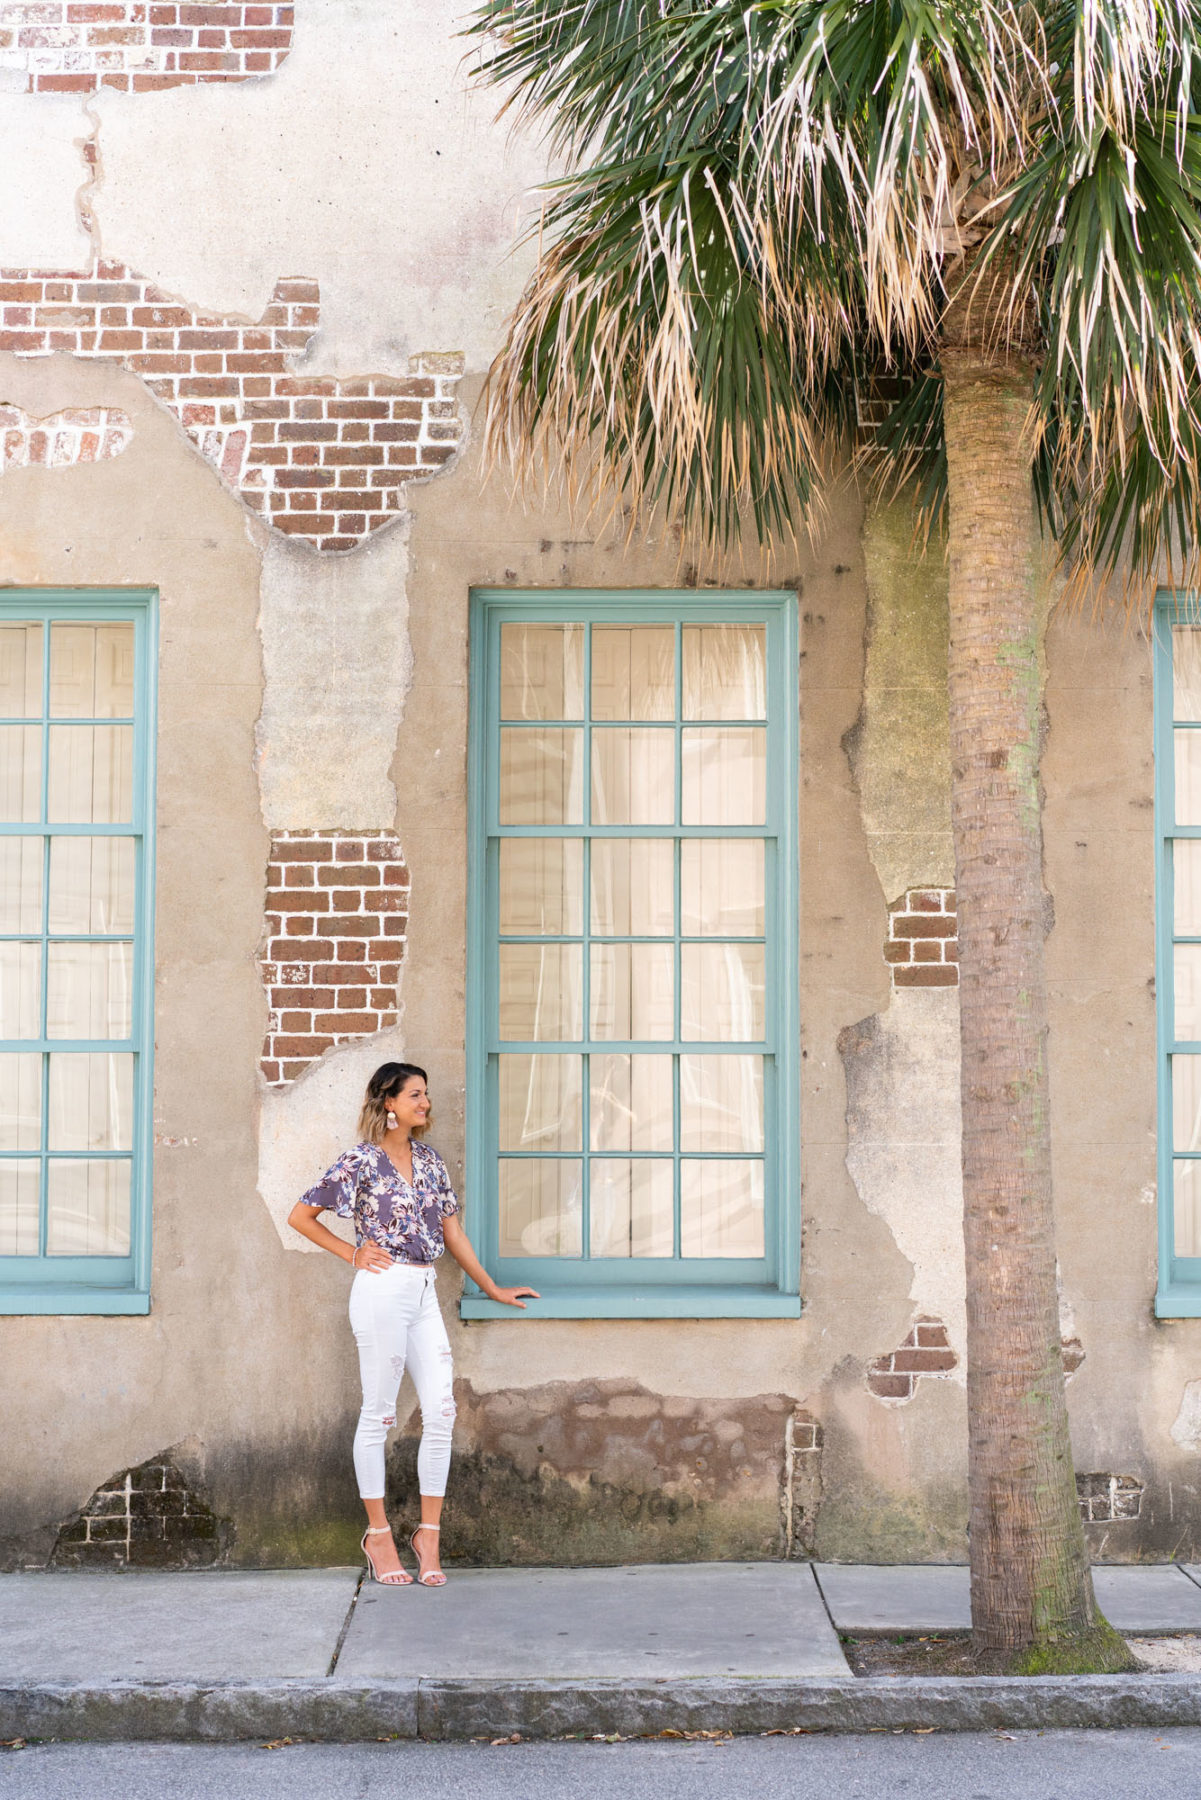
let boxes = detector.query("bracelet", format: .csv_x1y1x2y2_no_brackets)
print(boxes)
351,1246,359,1269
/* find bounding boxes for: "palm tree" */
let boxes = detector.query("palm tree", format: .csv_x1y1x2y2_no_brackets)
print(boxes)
466,0,1201,1670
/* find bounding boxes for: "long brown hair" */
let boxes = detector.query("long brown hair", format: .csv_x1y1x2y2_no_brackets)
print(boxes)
358,1061,429,1145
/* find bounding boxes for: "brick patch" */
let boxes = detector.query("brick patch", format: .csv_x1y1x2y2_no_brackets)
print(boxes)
261,830,409,1085
0,1,293,92
1076,1472,1144,1523
1062,1335,1085,1377
0,263,465,551
1,401,130,469
783,1408,823,1559
885,887,959,988
866,1315,958,1402
51,1455,225,1567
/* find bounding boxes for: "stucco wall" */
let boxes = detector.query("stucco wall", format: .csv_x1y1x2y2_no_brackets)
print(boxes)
0,0,1194,1568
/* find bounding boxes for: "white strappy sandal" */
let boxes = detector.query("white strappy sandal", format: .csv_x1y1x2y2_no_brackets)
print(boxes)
410,1522,447,1587
361,1524,412,1586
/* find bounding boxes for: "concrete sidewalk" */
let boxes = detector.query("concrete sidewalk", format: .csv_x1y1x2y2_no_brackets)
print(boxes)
4,1562,1201,1741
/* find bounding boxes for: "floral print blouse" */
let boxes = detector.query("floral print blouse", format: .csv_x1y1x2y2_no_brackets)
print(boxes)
298,1139,460,1264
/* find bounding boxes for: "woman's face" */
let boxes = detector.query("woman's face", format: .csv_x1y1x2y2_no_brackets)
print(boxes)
388,1075,431,1135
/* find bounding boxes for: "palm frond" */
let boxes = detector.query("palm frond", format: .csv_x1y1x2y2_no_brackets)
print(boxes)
467,0,1201,592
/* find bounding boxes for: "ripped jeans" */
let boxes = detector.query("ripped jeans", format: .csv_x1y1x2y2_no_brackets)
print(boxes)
348,1261,455,1500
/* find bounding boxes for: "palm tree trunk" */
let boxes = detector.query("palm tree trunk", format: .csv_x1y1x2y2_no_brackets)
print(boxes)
941,350,1109,1662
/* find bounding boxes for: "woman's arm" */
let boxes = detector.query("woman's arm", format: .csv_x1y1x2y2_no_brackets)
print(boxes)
286,1202,390,1271
442,1211,539,1309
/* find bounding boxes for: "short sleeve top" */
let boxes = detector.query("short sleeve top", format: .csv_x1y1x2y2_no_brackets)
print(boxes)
298,1139,460,1264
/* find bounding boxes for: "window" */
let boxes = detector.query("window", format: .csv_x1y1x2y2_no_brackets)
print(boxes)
0,592,156,1314
465,590,799,1318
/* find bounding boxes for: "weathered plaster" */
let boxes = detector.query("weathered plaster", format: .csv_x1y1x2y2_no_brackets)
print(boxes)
255,526,413,829
851,502,954,898
1171,1382,1201,1454
86,0,547,374
0,97,93,264
841,991,966,1368
839,501,965,1380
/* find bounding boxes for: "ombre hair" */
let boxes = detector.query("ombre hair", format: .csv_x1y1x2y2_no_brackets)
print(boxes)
358,1061,429,1145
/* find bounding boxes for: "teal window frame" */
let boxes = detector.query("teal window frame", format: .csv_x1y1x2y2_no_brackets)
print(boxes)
464,588,800,1320
1155,588,1201,1316
0,589,157,1316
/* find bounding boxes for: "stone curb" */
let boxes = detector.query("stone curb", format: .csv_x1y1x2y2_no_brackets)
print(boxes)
4,1675,1201,1741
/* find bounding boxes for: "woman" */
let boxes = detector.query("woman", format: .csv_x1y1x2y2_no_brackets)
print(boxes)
288,1061,537,1587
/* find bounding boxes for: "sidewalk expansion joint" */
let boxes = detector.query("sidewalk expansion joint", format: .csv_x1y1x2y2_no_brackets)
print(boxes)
326,1570,365,1677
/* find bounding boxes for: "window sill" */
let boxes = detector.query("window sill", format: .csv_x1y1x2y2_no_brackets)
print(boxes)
1156,1285,1201,1319
461,1286,802,1320
0,1286,150,1316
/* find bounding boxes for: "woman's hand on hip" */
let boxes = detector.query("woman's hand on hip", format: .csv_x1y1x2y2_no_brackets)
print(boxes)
490,1285,540,1309
351,1242,392,1273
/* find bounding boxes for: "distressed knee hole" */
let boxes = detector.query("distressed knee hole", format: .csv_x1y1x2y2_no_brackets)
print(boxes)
381,1414,395,1429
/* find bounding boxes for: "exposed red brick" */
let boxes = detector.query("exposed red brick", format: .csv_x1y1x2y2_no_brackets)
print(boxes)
867,1316,959,1402
865,1373,913,1401
892,915,957,939
893,965,958,987
260,831,409,1085
11,0,292,86
884,887,960,989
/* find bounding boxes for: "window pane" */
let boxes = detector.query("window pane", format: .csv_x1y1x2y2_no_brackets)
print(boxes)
590,625,674,721
498,1159,582,1256
498,728,583,825
0,1053,41,1150
0,836,43,933
680,1160,764,1257
682,728,765,825
47,725,133,823
49,623,135,719
1174,628,1201,721
1176,1161,1201,1256
500,623,584,721
681,839,764,936
590,1160,673,1257
683,624,766,720
0,941,40,1038
591,728,675,825
1177,946,1201,1043
680,1055,764,1151
681,943,765,1041
48,1052,133,1150
46,1158,131,1255
590,943,674,1040
498,1054,581,1151
590,1052,673,1151
46,942,133,1039
0,726,41,822
1177,840,1201,937
590,839,674,936
48,837,136,935
498,944,582,1041
1177,731,1201,826
0,622,43,716
1174,1055,1201,1151
498,839,582,936
0,1159,39,1254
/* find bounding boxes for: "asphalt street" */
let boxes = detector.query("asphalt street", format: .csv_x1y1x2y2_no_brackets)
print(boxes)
3,1729,1201,1799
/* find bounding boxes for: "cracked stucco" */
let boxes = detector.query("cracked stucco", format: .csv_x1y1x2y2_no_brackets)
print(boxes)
840,503,966,1373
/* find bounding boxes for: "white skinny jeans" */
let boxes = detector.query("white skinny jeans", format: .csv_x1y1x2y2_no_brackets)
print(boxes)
348,1261,456,1500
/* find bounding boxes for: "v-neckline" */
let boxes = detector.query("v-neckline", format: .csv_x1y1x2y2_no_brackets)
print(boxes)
380,1142,416,1189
